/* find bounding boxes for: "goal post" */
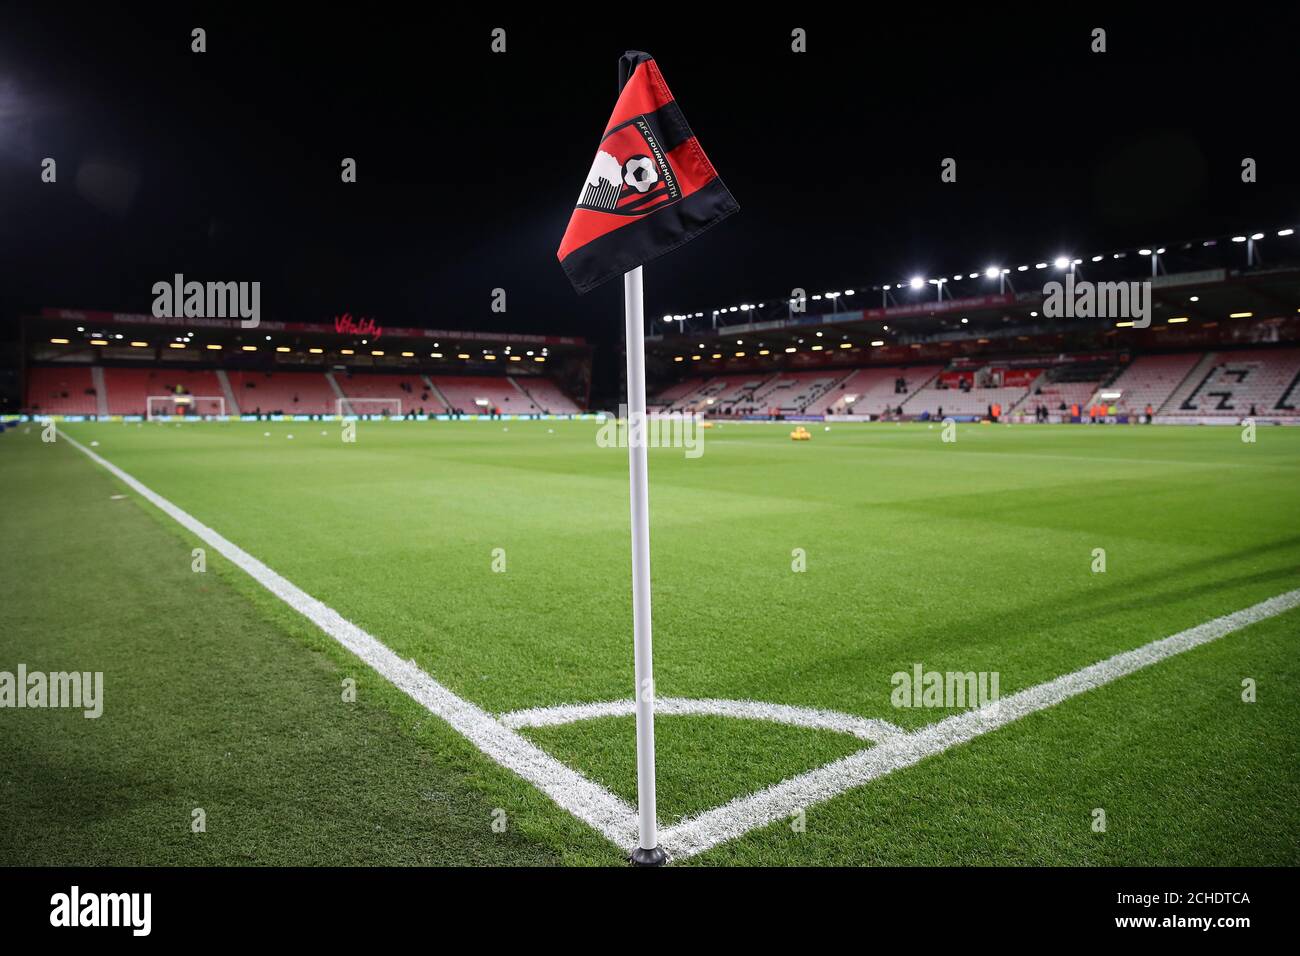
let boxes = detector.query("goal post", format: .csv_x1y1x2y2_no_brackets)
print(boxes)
336,397,403,418
146,395,226,420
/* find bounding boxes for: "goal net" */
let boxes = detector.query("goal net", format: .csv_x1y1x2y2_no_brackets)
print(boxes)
336,397,402,418
146,395,226,420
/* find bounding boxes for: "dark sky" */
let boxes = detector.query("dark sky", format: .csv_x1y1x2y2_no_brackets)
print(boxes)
2,9,1298,349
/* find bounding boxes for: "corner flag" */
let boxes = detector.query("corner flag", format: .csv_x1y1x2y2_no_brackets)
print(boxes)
557,51,738,294
557,51,737,865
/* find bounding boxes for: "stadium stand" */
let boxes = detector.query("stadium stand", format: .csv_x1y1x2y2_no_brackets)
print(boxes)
334,371,433,414
24,365,97,416
100,367,225,416
751,370,850,414
707,374,777,412
667,377,732,413
20,365,586,418
1087,352,1204,417
1009,360,1117,420
509,377,581,414
901,367,1037,419
650,376,706,407
1161,348,1300,418
825,365,942,414
428,375,523,415
224,370,336,416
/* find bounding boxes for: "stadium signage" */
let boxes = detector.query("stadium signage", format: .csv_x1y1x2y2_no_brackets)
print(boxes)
40,308,585,346
718,294,1016,335
334,312,382,339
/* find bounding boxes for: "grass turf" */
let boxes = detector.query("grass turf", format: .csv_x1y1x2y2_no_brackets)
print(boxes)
3,417,1297,865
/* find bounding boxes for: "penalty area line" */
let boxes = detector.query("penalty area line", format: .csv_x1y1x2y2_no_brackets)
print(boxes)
58,431,641,853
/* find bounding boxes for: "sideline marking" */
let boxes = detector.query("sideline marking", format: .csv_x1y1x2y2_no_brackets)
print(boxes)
59,431,640,853
58,429,1300,861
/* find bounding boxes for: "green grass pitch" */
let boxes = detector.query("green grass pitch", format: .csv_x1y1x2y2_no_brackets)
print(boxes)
2,417,1298,865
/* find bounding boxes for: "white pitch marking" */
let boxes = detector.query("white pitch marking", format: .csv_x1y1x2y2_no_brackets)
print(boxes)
59,431,641,852
57,428,1300,862
500,697,904,743
658,586,1300,859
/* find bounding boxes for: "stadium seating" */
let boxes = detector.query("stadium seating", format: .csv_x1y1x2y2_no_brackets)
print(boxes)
510,377,581,414
668,377,733,413
1088,352,1203,417
825,365,942,415
428,375,523,414
1013,381,1100,419
650,376,710,406
29,354,1298,422
100,367,225,416
225,370,336,416
901,364,1036,418
20,365,586,417
1009,361,1116,420
706,375,777,412
1161,349,1300,418
751,370,849,413
25,366,97,415
334,371,432,415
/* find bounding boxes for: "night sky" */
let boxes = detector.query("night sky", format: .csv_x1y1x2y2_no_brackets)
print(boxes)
2,9,1298,352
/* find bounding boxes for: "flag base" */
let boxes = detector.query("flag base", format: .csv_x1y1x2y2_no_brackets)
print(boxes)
630,846,667,867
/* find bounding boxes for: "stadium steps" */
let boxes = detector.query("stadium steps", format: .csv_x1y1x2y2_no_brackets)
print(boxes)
898,367,943,407
1082,361,1131,407
677,376,730,411
1004,371,1049,414
506,375,581,415
421,375,452,413
1157,352,1218,414
90,365,109,417
324,371,350,415
798,369,858,412
895,367,948,412
506,375,537,410
749,373,790,405
215,369,240,416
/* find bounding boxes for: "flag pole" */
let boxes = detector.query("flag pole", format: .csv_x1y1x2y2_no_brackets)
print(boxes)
623,264,666,866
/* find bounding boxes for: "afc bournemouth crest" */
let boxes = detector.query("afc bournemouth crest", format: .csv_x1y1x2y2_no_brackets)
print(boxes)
575,116,681,216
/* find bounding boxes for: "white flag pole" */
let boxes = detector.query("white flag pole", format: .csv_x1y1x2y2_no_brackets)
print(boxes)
623,264,666,866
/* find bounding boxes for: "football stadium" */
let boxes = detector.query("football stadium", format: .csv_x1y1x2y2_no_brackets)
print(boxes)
0,10,1296,933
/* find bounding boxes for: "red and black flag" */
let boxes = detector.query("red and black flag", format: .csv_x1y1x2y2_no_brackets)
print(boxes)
557,51,738,294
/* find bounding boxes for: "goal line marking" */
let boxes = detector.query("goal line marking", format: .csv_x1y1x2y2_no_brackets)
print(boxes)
58,429,1300,862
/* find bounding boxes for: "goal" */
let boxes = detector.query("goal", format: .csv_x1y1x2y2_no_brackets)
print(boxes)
146,395,226,420
336,397,402,418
